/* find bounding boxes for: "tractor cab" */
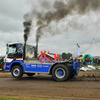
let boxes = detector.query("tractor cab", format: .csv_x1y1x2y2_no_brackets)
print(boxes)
6,42,37,63
6,42,23,59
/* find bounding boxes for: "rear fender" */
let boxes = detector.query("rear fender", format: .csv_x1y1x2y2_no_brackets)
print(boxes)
49,62,66,74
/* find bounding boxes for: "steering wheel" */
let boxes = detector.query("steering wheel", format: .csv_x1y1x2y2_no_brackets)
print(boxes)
17,48,22,53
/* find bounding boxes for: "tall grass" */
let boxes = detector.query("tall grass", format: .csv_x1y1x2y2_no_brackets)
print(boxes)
94,66,100,68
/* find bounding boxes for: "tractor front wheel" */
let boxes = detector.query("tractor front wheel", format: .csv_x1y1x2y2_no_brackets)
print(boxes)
11,66,23,78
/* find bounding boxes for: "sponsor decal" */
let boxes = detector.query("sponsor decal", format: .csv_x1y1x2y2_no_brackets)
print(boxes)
26,65,30,68
37,65,42,68
43,65,49,67
31,65,36,68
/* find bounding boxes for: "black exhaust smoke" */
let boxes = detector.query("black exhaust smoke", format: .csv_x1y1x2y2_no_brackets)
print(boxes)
23,0,100,57
23,20,39,58
23,20,32,59
35,0,100,42
23,21,32,42
23,0,100,42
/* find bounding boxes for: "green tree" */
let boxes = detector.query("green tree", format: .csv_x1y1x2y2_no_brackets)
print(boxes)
66,53,72,59
59,54,63,61
62,52,72,60
62,52,67,60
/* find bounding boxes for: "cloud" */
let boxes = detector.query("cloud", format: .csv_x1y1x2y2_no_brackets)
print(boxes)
0,0,30,33
0,0,28,20
0,0,100,56
0,14,23,32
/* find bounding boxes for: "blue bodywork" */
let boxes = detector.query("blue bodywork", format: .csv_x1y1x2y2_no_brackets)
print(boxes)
24,63,52,73
4,60,24,72
4,60,53,73
4,58,80,76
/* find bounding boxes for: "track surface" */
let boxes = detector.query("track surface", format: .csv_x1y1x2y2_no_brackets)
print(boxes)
0,71,100,100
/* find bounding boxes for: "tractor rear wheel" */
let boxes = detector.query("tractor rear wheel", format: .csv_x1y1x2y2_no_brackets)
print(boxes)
52,64,71,82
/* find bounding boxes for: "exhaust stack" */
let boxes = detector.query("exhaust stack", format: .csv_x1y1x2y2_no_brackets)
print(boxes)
23,40,26,60
23,21,32,60
36,36,39,58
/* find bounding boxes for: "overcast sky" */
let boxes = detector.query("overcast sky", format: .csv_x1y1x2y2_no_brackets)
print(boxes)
0,0,100,56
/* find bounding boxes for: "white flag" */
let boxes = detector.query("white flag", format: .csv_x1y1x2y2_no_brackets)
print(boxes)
77,43,80,56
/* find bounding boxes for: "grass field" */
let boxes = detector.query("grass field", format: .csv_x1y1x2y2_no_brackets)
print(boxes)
0,97,55,100
94,66,100,68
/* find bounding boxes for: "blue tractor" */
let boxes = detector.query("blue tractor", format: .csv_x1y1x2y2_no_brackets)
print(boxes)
4,42,80,81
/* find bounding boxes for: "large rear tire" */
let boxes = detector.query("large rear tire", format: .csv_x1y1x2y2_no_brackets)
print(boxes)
52,64,71,82
11,65,23,78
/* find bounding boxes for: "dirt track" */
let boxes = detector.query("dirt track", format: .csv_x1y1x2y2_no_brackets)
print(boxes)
0,71,100,100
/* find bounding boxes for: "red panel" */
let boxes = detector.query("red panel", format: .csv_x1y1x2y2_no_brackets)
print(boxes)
57,54,59,61
54,54,56,61
44,51,46,58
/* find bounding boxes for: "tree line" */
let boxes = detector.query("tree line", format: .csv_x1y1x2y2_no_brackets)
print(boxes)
59,52,72,61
